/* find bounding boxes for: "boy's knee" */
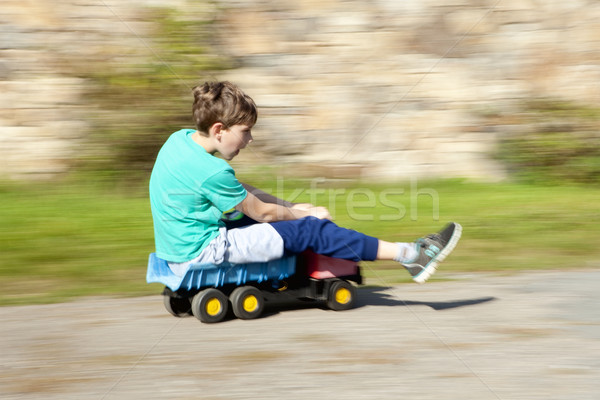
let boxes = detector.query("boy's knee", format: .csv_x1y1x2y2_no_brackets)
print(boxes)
293,216,335,231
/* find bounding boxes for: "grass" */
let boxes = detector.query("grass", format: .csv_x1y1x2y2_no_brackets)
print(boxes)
0,180,155,305
1,177,599,306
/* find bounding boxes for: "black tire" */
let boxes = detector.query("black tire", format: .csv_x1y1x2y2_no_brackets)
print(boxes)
230,286,265,320
191,288,229,323
163,294,192,317
326,280,356,311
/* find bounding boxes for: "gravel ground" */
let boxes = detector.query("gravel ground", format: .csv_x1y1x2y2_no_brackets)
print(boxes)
1,270,599,400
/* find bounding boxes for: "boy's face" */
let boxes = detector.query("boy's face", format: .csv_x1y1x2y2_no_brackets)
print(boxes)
218,124,253,160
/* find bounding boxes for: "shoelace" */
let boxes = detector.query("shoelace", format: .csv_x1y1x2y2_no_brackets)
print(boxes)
422,233,444,246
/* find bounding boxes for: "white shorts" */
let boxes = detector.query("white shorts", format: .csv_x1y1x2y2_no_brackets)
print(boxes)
168,223,284,277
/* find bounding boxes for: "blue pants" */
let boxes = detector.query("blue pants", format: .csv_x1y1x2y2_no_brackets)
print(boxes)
270,217,379,262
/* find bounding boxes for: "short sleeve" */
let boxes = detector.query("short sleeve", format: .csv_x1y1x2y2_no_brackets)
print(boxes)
202,168,247,212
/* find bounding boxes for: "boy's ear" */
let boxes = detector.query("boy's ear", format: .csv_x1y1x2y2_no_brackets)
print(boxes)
209,122,224,140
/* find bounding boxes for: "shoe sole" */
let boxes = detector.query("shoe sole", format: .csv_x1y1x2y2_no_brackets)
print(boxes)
413,223,462,284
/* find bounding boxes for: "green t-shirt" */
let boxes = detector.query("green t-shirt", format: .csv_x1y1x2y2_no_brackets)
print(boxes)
149,129,247,262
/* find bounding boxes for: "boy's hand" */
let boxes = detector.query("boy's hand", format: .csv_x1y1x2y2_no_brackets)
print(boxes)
290,203,314,211
291,203,332,220
309,206,333,220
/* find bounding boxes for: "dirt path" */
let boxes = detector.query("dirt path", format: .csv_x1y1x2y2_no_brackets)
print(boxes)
1,270,599,400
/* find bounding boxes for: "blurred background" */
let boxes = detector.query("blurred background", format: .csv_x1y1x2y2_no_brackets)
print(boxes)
1,0,600,303
2,0,599,183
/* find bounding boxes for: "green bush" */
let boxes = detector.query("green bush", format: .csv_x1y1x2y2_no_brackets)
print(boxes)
79,6,231,177
496,100,600,185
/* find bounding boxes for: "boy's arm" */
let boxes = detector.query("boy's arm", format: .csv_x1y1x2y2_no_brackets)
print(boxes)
235,191,331,223
241,182,317,212
241,183,294,207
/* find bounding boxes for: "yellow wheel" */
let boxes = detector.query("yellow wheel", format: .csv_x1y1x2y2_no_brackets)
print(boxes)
242,295,259,313
230,286,264,320
326,280,356,311
205,297,222,316
335,287,352,305
191,289,228,323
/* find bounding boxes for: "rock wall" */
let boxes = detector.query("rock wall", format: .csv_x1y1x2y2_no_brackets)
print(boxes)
0,0,160,178
2,0,600,180
216,0,600,181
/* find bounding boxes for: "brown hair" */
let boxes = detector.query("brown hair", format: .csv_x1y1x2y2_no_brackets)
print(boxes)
192,81,257,135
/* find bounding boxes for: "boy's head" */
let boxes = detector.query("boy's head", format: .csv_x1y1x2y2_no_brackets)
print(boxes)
192,81,257,135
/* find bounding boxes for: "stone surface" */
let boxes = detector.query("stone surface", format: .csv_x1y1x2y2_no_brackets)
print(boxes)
2,0,600,180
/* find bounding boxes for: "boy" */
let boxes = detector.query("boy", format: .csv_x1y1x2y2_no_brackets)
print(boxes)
149,81,461,284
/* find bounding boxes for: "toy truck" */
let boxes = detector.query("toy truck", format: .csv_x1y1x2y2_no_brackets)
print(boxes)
147,250,362,323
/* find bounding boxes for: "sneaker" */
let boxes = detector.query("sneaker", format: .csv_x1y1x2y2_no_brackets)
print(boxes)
402,222,462,284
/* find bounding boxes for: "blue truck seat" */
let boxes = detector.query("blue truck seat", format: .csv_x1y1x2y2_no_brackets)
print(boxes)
146,253,297,292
